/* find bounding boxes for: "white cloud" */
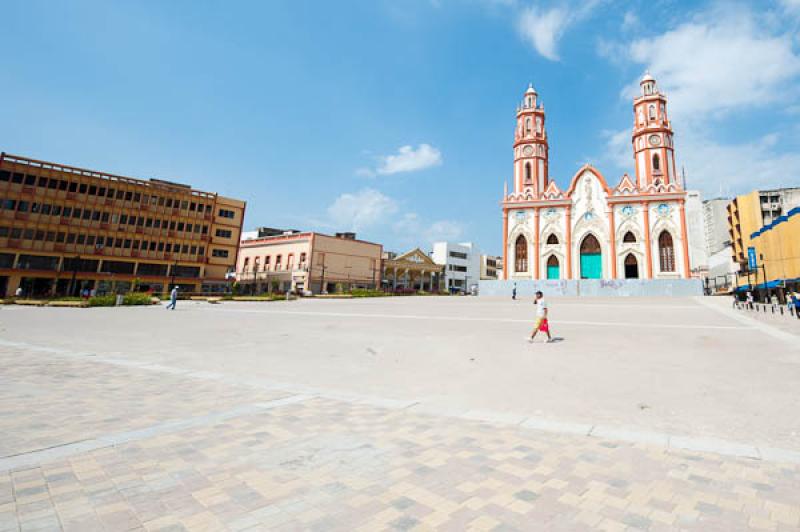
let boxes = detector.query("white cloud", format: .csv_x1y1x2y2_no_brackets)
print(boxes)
391,212,465,248
516,1,602,61
517,6,570,61
678,133,800,196
595,5,800,196
327,188,398,231
376,143,443,175
424,220,464,242
624,10,800,123
354,167,376,178
621,11,638,31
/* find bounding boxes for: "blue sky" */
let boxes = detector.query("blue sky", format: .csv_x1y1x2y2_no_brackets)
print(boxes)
2,0,799,255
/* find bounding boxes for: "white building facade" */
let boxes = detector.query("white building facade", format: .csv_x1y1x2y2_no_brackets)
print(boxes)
432,242,481,293
502,74,691,281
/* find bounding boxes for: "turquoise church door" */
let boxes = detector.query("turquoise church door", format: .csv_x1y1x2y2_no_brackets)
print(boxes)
579,235,602,279
546,255,560,279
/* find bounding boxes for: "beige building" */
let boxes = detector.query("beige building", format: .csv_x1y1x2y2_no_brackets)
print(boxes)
480,255,503,280
382,249,444,292
235,231,382,294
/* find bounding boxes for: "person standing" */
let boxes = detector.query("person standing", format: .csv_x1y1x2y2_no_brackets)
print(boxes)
15,286,22,298
528,290,553,343
166,286,178,310
512,283,517,301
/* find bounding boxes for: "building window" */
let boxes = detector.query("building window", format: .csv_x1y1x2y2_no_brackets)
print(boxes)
265,256,271,270
514,235,528,272
652,153,660,171
546,234,558,245
212,249,229,258
299,252,306,264
648,104,656,119
524,163,532,184
449,251,468,260
219,208,235,219
215,229,232,238
276,255,282,267
623,231,636,243
658,231,675,272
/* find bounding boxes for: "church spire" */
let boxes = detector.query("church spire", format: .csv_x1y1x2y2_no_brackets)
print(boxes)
631,72,678,189
513,84,549,197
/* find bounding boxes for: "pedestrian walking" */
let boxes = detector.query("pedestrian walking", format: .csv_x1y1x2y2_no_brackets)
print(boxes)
512,283,517,301
746,291,754,310
166,286,178,310
15,286,22,298
528,290,553,343
792,292,800,320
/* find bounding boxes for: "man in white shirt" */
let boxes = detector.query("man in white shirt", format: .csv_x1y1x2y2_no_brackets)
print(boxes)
528,290,553,343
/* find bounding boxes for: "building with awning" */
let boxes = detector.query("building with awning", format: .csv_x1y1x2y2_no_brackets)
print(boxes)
382,248,444,292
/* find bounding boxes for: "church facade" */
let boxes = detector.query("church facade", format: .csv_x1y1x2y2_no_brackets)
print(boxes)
502,74,691,281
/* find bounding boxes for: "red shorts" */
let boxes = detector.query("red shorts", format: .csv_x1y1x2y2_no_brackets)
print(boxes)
535,318,549,332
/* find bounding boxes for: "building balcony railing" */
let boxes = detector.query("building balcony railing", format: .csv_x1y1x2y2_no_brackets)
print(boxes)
236,265,308,281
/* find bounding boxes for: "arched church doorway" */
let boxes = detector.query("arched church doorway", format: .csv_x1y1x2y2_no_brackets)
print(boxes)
624,253,639,279
579,234,602,279
546,255,560,279
514,235,528,272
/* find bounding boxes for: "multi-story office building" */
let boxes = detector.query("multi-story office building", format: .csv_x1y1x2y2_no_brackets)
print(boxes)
431,241,480,293
235,231,382,294
703,198,737,290
729,188,800,278
684,190,708,277
0,153,245,297
480,254,503,280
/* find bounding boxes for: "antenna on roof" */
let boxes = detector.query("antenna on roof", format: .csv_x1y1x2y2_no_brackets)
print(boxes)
681,166,687,189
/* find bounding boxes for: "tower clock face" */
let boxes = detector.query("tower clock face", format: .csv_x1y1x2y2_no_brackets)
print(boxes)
648,134,662,146
522,145,534,156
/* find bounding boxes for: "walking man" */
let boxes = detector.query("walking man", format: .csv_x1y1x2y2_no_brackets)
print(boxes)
528,290,553,343
166,286,178,310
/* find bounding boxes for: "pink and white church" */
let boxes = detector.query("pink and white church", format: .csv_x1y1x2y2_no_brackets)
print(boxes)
501,73,691,282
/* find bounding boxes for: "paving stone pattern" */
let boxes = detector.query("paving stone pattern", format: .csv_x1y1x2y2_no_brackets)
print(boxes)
1,347,800,531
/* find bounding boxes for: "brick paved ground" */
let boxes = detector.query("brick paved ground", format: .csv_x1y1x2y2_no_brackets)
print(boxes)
1,298,799,530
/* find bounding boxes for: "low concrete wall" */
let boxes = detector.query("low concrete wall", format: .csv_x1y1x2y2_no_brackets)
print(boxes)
478,279,703,297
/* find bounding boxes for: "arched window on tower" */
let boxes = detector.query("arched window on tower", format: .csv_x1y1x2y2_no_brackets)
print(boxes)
623,231,636,243
649,104,656,120
658,231,675,272
515,235,528,272
524,163,532,184
652,153,661,172
546,234,559,245
525,118,532,135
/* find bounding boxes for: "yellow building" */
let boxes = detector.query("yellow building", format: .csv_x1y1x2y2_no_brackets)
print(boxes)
728,188,800,287
0,152,245,297
745,206,800,297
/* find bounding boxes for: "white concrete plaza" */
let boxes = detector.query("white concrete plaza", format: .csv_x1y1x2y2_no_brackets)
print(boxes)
3,295,799,455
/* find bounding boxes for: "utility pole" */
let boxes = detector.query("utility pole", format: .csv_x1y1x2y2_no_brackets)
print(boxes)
68,254,79,297
170,259,178,289
319,254,327,294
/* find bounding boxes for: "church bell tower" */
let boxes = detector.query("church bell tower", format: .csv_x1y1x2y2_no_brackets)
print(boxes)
513,84,549,197
632,73,678,189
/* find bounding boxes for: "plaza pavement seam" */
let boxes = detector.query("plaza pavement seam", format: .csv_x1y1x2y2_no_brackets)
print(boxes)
194,307,753,331
692,296,800,348
0,393,314,473
4,338,800,468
